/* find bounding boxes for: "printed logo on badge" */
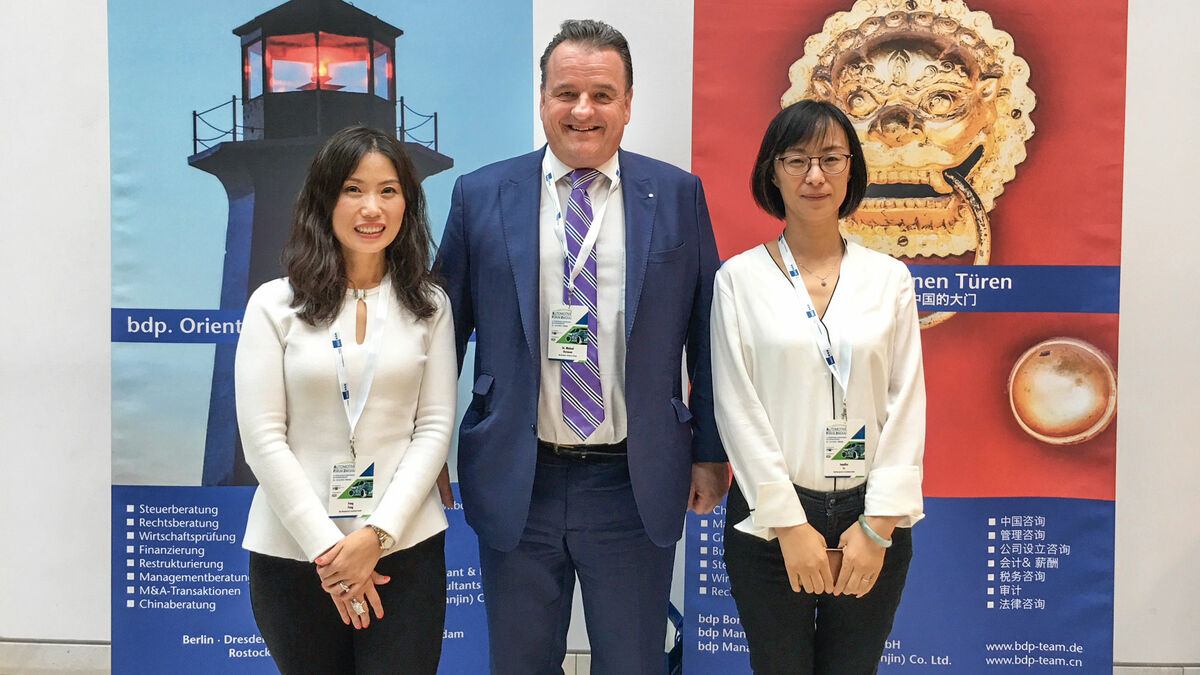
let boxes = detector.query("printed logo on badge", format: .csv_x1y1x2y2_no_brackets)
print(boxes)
548,305,590,362
824,420,867,478
329,457,376,518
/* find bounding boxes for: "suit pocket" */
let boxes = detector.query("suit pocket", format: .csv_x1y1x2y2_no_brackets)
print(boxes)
647,241,687,263
671,397,694,423
465,372,495,421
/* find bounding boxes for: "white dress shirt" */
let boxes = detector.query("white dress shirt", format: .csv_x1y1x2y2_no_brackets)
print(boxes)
711,242,926,541
235,279,457,561
537,150,628,444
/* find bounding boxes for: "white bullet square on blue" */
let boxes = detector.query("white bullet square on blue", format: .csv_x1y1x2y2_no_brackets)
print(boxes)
126,505,135,513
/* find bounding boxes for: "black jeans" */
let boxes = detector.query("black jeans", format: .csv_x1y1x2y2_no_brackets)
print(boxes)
723,482,912,675
248,531,446,675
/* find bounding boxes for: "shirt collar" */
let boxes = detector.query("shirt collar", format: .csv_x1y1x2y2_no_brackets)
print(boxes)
544,147,620,186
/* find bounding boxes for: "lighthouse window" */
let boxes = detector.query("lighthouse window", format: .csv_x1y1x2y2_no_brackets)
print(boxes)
318,33,369,94
244,40,264,100
373,42,393,100
266,33,319,92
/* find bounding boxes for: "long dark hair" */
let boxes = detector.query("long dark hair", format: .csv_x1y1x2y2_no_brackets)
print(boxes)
283,126,438,325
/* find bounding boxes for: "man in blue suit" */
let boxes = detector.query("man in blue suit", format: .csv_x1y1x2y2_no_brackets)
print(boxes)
436,19,727,674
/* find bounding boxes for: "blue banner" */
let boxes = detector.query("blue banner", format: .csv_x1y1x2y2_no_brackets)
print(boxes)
909,266,1119,314
111,485,489,674
112,309,245,344
683,496,1114,673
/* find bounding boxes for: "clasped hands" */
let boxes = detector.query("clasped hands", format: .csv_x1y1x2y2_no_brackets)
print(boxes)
316,527,388,629
776,516,899,598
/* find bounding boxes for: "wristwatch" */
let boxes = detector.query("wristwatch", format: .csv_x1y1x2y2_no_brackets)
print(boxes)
368,525,395,551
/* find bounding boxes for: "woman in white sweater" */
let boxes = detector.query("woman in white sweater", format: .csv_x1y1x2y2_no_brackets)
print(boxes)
711,101,926,673
235,126,456,674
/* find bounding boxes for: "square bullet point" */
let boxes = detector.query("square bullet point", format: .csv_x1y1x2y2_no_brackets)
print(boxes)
988,518,996,526
126,505,135,513
126,532,135,540
988,546,995,554
126,518,134,526
699,587,708,595
126,586,135,594
126,600,135,608
126,559,135,567
700,560,708,568
987,587,994,595
700,574,708,582
700,547,708,555
987,574,994,581
700,520,708,528
988,532,996,540
126,573,135,581
126,545,134,553
987,601,994,609
988,560,995,568
700,533,708,541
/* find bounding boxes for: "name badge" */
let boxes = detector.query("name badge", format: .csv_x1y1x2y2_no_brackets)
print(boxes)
548,304,591,362
328,455,376,518
824,419,866,478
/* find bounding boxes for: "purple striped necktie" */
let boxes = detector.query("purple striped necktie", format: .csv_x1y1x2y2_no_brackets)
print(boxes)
561,168,604,440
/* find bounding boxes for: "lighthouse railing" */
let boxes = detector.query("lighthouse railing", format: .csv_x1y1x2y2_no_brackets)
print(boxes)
397,96,440,152
192,96,249,154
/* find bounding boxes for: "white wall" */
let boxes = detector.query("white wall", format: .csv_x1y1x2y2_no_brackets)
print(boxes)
0,0,111,642
1113,0,1200,663
1,0,1197,665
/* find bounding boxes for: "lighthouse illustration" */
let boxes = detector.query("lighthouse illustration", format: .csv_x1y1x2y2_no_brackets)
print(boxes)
188,0,453,485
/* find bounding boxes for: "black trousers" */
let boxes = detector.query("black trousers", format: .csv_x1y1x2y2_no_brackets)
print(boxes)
248,531,446,675
723,482,912,675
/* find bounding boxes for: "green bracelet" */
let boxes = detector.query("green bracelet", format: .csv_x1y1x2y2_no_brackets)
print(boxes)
858,515,893,548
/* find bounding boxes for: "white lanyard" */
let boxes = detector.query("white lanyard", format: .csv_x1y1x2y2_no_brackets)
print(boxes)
776,234,851,416
542,156,621,300
329,279,391,457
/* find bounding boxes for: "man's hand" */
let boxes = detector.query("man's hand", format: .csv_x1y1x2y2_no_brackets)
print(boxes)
688,462,729,514
436,463,454,508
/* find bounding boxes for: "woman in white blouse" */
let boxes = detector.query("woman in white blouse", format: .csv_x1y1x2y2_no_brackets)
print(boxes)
712,100,926,673
235,126,456,674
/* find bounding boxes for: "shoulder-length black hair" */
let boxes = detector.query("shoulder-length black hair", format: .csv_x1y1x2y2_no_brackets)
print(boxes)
283,125,439,325
750,100,868,220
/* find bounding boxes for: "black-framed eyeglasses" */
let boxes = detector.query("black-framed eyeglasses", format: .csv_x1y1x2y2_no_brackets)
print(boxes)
775,153,853,176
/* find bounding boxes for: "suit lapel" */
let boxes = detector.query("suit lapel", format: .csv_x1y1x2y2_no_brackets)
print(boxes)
499,153,545,366
622,151,658,342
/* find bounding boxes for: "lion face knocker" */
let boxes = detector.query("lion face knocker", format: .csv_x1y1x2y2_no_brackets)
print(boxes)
783,0,1035,326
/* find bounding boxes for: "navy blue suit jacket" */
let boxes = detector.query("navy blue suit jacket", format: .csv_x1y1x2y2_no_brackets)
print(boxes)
436,147,725,551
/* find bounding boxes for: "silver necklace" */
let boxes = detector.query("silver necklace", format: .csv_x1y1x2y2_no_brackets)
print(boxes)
794,260,839,286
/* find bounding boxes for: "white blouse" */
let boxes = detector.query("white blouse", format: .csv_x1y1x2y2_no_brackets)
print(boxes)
711,242,925,541
235,279,457,561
